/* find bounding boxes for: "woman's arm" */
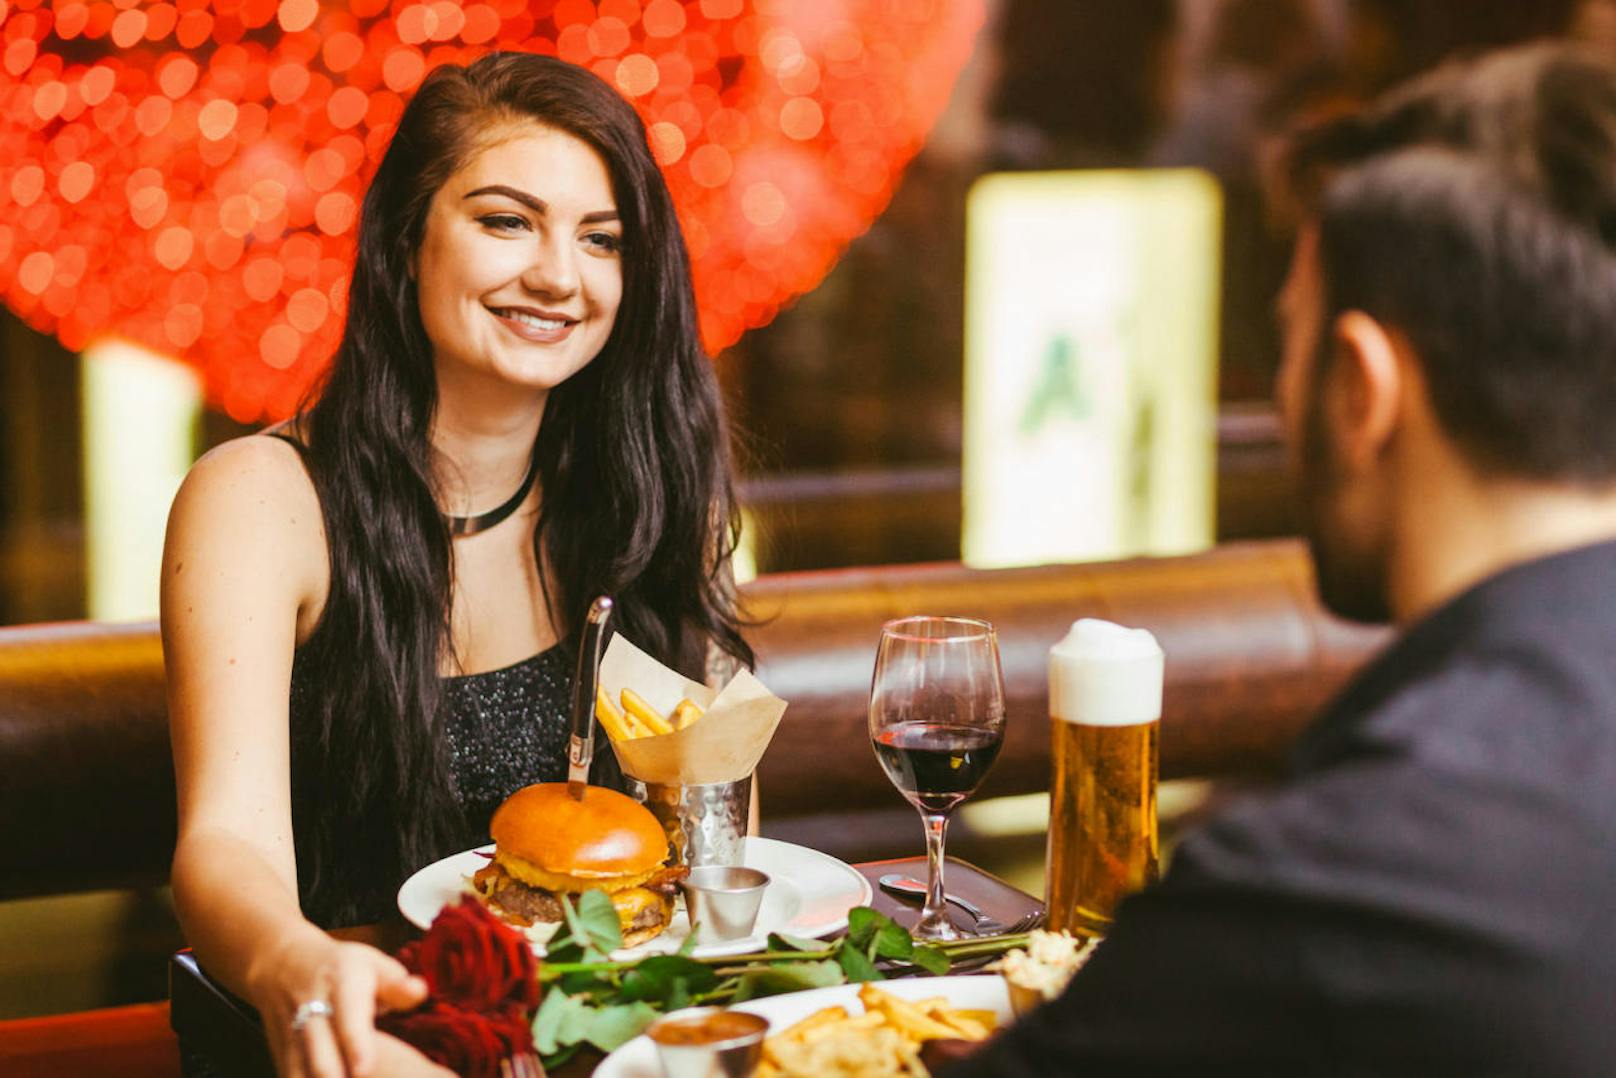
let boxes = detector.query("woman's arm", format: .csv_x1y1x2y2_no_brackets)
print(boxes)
163,436,438,1077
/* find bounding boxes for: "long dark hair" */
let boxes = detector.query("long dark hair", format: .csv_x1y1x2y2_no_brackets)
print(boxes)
290,52,752,925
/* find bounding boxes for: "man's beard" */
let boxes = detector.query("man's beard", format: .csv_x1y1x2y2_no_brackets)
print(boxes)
1298,381,1393,625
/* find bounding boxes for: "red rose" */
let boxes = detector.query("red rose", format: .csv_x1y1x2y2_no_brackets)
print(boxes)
397,896,540,1014
380,1000,533,1078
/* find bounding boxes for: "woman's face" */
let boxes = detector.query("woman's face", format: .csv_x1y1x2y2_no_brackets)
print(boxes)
415,121,624,394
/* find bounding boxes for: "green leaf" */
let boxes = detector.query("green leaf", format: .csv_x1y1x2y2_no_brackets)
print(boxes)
845,906,887,950
532,987,586,1055
581,1001,661,1052
675,932,699,958
558,969,622,1000
619,955,718,1007
732,959,846,1001
835,940,884,983
908,944,951,976
574,890,624,953
872,919,915,961
539,1042,582,1070
766,931,826,953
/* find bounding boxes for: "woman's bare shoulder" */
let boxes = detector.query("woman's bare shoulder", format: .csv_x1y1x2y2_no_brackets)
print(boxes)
179,432,318,514
165,433,328,608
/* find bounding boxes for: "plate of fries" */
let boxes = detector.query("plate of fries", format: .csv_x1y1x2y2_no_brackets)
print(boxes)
596,977,1008,1077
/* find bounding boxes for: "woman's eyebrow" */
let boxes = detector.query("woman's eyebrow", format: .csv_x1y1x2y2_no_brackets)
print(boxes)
464,184,619,224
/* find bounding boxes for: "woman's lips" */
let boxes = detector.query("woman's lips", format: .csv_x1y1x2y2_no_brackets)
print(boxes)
490,306,577,344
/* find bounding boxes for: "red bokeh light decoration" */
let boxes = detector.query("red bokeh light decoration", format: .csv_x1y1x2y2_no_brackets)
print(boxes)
0,0,984,421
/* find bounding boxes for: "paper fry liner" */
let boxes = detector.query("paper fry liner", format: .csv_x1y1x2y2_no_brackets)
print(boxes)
598,633,787,786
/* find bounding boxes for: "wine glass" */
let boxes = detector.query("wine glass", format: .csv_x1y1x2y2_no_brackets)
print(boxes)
869,616,1007,941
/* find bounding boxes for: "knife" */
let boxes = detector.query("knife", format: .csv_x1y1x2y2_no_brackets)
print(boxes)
567,595,614,801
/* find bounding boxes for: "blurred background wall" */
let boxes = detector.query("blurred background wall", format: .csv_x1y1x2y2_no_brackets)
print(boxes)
0,0,1589,623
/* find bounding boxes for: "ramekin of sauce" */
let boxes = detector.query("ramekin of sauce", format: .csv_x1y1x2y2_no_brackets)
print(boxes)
647,1006,769,1077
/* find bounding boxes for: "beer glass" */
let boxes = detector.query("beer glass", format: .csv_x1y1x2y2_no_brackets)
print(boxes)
1045,619,1163,933
869,616,1006,941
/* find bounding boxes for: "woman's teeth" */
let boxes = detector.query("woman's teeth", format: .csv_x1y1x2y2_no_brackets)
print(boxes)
498,309,568,331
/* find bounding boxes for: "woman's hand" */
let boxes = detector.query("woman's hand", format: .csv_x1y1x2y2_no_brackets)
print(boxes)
371,1033,458,1076
251,931,431,1078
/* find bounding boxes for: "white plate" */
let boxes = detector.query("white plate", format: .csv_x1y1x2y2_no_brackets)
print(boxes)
396,835,872,959
595,974,1012,1077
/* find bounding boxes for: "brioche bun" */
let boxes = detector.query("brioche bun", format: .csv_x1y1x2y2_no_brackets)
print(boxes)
490,782,669,881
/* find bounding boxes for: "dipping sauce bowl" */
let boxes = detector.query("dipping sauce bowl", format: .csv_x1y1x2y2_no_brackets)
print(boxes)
680,866,770,945
647,1006,769,1078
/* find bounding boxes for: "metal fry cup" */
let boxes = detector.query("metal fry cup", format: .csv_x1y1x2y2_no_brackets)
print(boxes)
647,1006,769,1078
680,866,770,945
625,774,752,868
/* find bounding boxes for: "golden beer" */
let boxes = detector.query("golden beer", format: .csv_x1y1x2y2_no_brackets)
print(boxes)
1045,715,1159,932
1044,619,1163,934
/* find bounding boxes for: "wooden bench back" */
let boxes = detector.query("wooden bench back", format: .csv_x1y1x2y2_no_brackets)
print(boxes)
0,539,1385,901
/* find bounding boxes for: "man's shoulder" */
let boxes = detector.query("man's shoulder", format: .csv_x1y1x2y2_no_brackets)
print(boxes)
1331,628,1616,788
1170,641,1616,923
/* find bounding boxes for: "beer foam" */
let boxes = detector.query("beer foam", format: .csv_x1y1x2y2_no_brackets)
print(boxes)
1048,618,1163,726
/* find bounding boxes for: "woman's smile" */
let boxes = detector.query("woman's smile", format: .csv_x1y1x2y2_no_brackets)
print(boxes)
489,305,578,344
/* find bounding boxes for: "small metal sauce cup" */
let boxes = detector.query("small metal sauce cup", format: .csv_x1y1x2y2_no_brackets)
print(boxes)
647,1006,769,1078
680,866,770,945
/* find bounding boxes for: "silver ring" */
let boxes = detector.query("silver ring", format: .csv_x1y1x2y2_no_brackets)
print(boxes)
290,999,333,1033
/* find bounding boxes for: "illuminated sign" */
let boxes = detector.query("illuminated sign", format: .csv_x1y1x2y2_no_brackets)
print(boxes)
963,169,1220,568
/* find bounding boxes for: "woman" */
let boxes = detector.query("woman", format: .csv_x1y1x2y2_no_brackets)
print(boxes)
163,52,752,1076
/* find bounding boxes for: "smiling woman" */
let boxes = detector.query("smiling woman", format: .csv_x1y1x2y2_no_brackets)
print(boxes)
159,53,752,1078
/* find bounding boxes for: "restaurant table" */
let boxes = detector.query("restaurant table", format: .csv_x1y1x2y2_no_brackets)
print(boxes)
168,855,1045,1077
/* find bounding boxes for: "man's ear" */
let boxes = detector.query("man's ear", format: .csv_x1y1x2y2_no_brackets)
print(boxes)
1327,310,1403,468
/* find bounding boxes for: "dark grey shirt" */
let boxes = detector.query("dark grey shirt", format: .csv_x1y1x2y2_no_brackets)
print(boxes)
948,539,1616,1077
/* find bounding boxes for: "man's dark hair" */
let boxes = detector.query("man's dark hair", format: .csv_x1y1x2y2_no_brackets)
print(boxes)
1289,43,1616,483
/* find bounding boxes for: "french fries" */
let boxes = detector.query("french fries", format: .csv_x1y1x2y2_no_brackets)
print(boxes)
621,688,675,736
595,686,636,743
672,698,705,730
595,687,709,741
756,984,996,1077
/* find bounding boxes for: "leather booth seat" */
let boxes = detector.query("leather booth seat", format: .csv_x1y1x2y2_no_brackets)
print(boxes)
0,539,1386,903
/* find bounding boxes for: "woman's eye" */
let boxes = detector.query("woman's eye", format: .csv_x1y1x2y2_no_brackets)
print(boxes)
478,214,528,232
583,231,622,253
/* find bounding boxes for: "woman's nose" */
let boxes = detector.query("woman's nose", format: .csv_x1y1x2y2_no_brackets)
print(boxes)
520,235,578,298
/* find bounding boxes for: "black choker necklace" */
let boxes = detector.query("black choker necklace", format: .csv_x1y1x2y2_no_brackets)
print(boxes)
447,455,538,537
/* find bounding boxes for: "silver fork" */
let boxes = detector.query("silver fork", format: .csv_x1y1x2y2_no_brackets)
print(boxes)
501,1054,548,1078
970,908,1044,937
960,903,1045,937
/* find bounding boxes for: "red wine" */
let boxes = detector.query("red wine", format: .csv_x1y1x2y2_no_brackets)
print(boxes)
873,722,1003,812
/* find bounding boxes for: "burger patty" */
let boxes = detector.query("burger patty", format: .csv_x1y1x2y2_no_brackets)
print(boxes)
471,860,565,926
643,865,690,897
471,861,690,929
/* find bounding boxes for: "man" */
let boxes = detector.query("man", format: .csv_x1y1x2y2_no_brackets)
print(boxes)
946,42,1616,1076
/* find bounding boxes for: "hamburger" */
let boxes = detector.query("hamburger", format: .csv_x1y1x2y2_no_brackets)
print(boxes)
471,782,687,947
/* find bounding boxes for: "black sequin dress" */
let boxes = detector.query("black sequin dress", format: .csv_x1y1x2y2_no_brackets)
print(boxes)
287,642,626,928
